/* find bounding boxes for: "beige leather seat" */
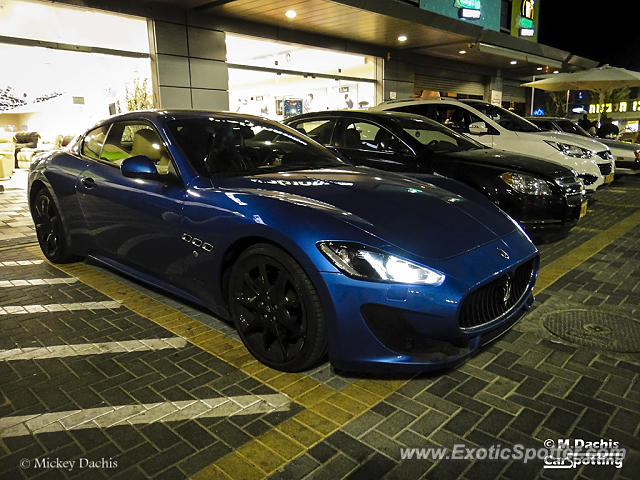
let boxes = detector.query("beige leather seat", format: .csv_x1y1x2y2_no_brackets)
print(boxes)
130,129,171,174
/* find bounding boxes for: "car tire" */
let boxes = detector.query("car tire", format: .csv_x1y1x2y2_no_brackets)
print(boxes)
31,188,79,263
228,243,327,372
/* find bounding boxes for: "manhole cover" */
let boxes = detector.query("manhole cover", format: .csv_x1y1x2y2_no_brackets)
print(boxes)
542,310,640,352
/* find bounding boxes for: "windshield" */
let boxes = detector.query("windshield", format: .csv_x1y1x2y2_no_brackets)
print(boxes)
556,119,591,137
166,116,344,177
466,102,541,133
388,115,485,152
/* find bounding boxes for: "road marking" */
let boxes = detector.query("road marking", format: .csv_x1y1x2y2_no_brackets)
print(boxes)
0,394,291,438
0,301,122,315
0,277,78,287
0,337,187,360
535,209,640,293
0,260,43,266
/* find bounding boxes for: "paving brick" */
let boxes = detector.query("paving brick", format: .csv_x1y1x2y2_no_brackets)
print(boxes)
542,408,579,436
476,409,514,436
303,453,357,480
383,459,433,480
327,430,375,463
346,452,395,480
375,410,417,438
408,409,449,438
510,408,545,435
308,442,338,463
443,410,482,436
268,453,320,480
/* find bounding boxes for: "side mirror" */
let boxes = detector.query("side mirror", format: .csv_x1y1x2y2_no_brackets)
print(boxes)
121,155,161,179
468,121,489,135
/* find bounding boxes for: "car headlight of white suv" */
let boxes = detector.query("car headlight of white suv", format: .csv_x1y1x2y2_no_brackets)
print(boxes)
544,140,593,158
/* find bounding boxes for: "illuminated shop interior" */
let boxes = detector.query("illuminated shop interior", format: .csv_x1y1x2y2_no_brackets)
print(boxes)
226,34,377,120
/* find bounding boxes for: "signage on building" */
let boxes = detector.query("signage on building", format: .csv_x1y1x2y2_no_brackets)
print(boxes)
491,89,502,106
420,0,499,31
454,0,482,20
589,100,640,114
511,0,540,41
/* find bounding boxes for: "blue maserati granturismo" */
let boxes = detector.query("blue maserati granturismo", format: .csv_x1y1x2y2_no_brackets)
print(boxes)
28,111,538,372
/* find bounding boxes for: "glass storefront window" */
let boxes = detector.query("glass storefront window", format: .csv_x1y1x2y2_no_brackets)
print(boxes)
226,35,377,121
0,0,149,53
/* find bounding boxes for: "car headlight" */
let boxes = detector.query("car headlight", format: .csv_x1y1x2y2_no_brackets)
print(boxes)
500,172,553,196
317,241,445,285
544,140,592,158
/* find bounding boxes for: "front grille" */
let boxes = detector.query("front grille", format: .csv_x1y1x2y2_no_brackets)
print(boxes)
598,162,612,176
555,175,583,206
458,258,536,330
597,150,614,161
579,174,598,185
566,193,583,207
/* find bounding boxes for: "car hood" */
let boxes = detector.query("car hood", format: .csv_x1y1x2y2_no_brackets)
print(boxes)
438,148,570,178
219,167,516,260
598,137,640,152
527,130,609,153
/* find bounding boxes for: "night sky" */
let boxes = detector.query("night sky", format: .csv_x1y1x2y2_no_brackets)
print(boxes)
538,3,640,72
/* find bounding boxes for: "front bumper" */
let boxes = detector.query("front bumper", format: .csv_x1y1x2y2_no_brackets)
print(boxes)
497,181,585,236
320,233,538,373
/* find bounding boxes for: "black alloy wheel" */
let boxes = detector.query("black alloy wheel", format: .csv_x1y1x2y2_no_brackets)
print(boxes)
31,188,77,263
228,243,327,372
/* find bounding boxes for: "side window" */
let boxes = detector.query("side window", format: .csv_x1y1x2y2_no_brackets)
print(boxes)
341,121,408,153
81,126,109,160
291,119,335,145
393,105,432,119
102,122,174,175
433,106,485,134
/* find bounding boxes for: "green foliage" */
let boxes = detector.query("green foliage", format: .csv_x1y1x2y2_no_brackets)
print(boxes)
117,78,154,113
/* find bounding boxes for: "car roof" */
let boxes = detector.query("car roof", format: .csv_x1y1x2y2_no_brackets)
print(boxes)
286,109,430,122
376,98,466,107
96,109,272,124
527,116,571,121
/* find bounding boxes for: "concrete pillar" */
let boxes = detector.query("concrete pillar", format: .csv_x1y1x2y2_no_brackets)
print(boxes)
149,20,229,110
485,70,503,105
383,57,415,102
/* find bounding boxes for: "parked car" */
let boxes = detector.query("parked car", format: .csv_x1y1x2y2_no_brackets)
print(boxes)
285,110,586,240
526,116,640,171
372,99,615,192
28,110,539,373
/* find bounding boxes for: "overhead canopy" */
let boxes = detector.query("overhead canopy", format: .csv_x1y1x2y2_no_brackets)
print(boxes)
521,65,640,92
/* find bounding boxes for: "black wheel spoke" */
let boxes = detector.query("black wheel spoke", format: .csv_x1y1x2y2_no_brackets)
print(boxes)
276,308,301,336
235,291,258,311
269,270,288,300
258,261,270,288
272,324,289,362
242,272,262,296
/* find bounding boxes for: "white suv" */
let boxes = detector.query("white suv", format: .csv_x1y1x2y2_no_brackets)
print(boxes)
373,99,614,191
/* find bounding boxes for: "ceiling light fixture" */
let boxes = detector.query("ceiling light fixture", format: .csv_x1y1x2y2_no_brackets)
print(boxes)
458,50,467,55
398,35,408,42
553,70,559,74
510,60,517,65
285,10,297,19
536,66,543,70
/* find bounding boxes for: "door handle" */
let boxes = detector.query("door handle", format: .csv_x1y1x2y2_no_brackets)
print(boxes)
80,177,96,189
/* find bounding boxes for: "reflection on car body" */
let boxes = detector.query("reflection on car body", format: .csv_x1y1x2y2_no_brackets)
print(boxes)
29,110,538,373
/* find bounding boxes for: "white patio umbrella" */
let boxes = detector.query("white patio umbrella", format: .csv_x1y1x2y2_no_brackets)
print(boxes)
522,65,640,121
